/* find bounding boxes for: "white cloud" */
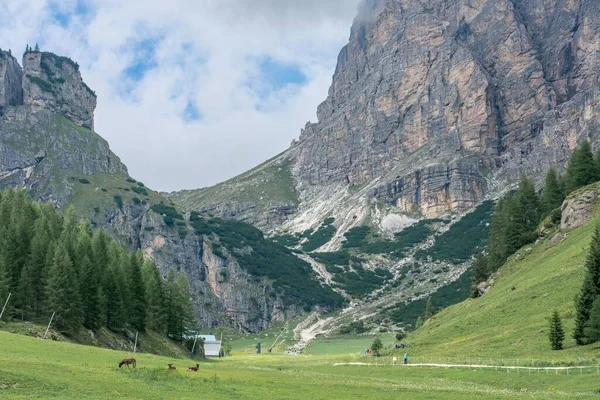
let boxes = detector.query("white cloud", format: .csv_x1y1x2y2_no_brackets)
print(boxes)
0,0,361,191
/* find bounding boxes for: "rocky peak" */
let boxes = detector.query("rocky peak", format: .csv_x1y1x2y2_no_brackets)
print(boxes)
0,50,23,111
22,50,97,130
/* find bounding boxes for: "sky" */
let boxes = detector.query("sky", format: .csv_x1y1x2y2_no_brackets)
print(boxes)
0,0,361,191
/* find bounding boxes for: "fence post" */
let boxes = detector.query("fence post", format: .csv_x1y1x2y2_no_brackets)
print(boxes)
43,311,55,339
0,293,11,321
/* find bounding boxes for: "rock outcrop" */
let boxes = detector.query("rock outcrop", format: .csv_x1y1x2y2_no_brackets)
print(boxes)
561,184,600,230
23,51,97,130
373,162,486,218
0,51,23,111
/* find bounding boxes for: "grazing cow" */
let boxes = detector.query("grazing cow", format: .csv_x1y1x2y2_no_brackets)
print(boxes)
168,363,176,370
118,358,136,368
187,363,199,372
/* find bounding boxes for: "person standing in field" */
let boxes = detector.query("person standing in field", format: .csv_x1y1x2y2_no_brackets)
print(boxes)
392,356,398,366
404,354,408,365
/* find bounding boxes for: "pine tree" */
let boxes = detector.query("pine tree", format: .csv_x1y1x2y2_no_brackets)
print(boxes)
103,265,124,331
487,195,512,270
165,269,195,341
584,298,600,343
548,310,565,350
174,271,195,339
0,259,9,321
80,255,101,330
128,251,146,332
541,168,565,214
424,297,435,319
566,140,600,193
142,260,165,333
470,254,489,298
574,223,600,344
26,220,52,313
46,245,83,334
17,263,33,320
415,316,423,329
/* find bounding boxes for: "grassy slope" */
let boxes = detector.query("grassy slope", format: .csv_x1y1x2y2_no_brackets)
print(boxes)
1,330,599,399
170,156,298,211
407,213,600,363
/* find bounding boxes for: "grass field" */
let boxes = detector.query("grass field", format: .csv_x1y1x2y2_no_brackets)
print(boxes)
406,213,600,364
1,331,599,399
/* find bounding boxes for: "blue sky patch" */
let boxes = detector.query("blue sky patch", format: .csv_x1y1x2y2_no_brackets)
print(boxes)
48,0,92,27
122,37,161,82
258,57,307,90
183,100,202,122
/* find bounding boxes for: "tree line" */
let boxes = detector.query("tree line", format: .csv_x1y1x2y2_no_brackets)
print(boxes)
471,140,600,295
0,189,196,341
468,140,600,348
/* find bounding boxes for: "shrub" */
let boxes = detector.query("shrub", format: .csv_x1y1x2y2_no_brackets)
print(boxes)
126,178,136,183
415,201,493,263
301,219,336,252
132,197,141,204
113,195,123,209
131,186,149,196
78,178,90,184
27,75,54,94
151,203,183,220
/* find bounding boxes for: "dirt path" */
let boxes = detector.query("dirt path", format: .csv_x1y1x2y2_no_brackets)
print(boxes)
286,313,333,354
332,362,596,372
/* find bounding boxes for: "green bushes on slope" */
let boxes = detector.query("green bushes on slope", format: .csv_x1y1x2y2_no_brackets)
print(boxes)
189,212,343,309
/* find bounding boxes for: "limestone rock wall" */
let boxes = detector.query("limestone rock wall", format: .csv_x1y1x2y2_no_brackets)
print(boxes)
289,0,600,216
23,51,96,130
0,51,23,110
373,162,486,217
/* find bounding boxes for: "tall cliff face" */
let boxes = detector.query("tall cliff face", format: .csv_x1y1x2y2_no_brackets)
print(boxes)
0,51,23,110
23,51,97,130
173,0,600,232
296,0,599,183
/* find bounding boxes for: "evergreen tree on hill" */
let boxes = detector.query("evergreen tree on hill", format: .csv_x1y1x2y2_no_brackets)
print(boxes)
566,140,599,193
541,168,565,215
487,195,512,270
574,223,600,345
548,310,565,350
26,219,52,313
128,251,147,332
470,254,490,298
0,259,9,320
47,244,83,334
143,260,166,333
584,298,600,343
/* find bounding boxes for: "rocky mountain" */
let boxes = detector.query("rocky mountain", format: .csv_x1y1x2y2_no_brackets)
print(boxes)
0,48,340,332
169,0,600,333
172,0,600,231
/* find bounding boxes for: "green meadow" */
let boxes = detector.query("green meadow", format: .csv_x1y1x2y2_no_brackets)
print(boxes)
1,330,599,399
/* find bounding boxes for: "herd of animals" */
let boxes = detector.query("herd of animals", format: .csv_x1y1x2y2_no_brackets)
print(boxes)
118,358,200,372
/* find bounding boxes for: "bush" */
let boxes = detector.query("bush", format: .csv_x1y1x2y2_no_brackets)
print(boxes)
151,203,183,220
27,75,54,94
113,195,123,209
126,178,136,183
78,178,90,184
415,201,493,263
132,197,141,204
301,219,336,252
131,186,149,196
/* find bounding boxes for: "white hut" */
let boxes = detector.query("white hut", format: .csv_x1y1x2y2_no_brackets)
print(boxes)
198,335,222,357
